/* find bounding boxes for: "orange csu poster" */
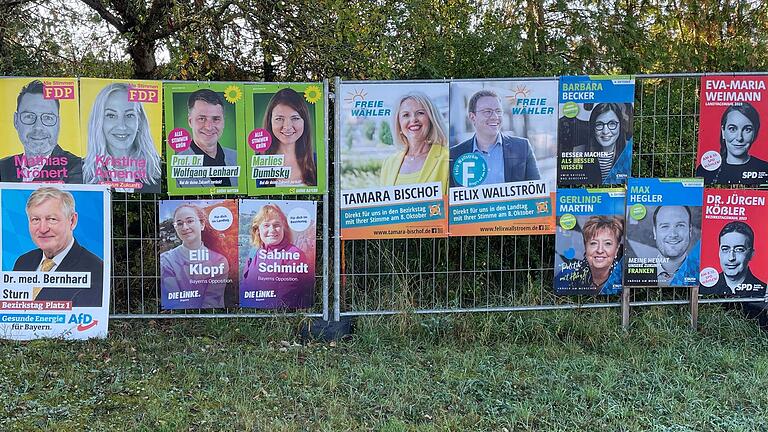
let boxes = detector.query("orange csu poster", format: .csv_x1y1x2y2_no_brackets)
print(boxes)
338,82,449,240
447,79,557,236
0,77,83,183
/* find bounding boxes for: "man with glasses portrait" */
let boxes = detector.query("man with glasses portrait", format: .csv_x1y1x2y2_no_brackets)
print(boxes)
449,89,540,187
702,221,766,297
0,79,83,183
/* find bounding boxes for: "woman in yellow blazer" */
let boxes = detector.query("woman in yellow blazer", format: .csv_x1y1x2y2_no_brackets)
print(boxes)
379,92,449,193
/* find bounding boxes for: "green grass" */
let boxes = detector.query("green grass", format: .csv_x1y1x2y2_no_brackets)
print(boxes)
1,306,768,431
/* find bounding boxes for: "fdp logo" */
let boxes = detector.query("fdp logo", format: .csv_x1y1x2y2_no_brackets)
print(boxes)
68,313,98,331
128,87,159,103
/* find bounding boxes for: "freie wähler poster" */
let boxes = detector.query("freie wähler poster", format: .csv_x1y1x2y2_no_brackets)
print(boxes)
239,199,316,309
0,183,111,340
164,81,246,195
79,78,163,193
448,79,557,236
244,82,326,196
624,178,703,287
557,75,635,186
699,188,767,298
554,188,625,296
0,77,83,184
339,82,449,240
695,75,768,186
158,199,239,310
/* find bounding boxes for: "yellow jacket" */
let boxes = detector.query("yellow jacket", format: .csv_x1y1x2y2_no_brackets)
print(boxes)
379,144,449,193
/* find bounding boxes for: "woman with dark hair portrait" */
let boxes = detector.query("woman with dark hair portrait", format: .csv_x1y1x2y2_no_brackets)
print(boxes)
83,82,162,192
586,103,632,184
380,92,449,192
241,204,314,308
160,204,229,309
261,88,317,187
556,216,624,295
695,102,768,185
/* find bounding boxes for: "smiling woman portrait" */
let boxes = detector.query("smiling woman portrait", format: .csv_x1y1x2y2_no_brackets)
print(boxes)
83,82,162,192
379,92,449,192
695,102,768,185
160,203,229,309
587,103,632,184
261,88,317,187
555,216,624,295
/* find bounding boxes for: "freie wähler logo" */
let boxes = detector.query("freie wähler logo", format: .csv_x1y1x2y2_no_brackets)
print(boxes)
345,88,391,117
452,153,487,188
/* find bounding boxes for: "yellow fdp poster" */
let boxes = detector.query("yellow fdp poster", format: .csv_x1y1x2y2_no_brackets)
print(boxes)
0,77,83,183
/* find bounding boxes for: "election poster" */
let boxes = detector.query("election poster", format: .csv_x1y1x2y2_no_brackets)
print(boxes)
79,78,163,193
244,83,326,196
338,82,449,240
0,77,83,184
158,199,239,310
695,75,768,186
164,82,246,195
699,189,767,298
624,178,703,287
557,75,635,186
554,188,625,295
239,199,316,308
0,183,111,340
449,79,557,236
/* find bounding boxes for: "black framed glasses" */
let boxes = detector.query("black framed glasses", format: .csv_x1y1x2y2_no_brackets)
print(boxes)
18,111,58,127
594,120,619,132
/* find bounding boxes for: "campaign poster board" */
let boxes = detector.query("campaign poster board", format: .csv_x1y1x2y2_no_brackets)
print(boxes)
239,199,316,308
699,189,767,297
624,178,703,287
79,78,163,193
448,80,557,236
244,83,326,195
554,188,625,295
0,77,83,183
338,82,449,239
557,75,635,186
158,199,239,309
695,76,768,186
0,183,111,340
164,82,246,195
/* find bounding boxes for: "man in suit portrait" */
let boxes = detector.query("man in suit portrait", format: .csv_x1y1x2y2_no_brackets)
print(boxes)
0,79,83,183
449,89,540,187
176,89,238,188
13,187,103,307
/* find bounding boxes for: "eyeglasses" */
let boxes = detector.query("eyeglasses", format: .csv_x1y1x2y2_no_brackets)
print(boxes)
18,111,58,127
720,245,751,255
475,109,503,118
594,121,619,132
174,218,200,228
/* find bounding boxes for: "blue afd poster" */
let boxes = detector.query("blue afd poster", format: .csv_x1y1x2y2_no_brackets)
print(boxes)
624,178,703,287
558,76,635,186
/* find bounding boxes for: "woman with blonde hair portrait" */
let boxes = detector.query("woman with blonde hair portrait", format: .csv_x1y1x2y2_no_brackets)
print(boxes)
260,88,317,187
379,92,449,192
241,203,314,308
83,82,162,192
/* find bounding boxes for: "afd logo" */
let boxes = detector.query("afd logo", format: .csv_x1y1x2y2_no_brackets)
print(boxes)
68,313,98,331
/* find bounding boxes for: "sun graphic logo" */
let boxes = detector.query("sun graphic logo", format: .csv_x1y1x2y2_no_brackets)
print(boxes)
224,85,242,104
506,85,531,107
344,88,368,105
536,201,549,213
429,204,442,217
304,85,322,104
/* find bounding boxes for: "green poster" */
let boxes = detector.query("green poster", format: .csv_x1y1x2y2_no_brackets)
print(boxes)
164,81,246,195
243,83,326,195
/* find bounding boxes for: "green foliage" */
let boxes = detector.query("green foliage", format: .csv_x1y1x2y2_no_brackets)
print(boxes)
379,120,394,146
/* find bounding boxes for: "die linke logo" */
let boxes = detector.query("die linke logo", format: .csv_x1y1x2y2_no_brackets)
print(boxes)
43,83,75,100
128,86,159,103
68,313,98,331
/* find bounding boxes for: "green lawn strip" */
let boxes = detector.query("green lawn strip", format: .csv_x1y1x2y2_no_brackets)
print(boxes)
0,307,767,430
